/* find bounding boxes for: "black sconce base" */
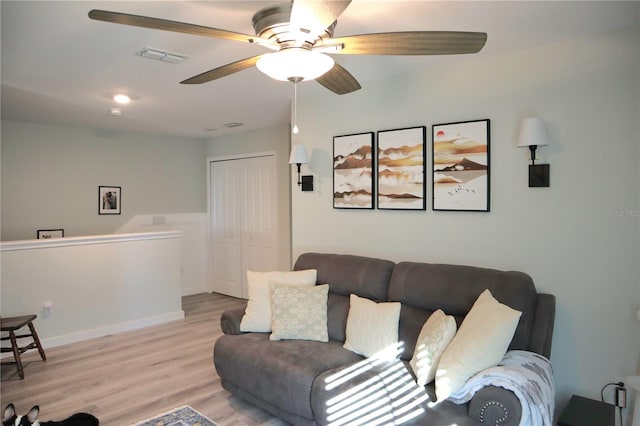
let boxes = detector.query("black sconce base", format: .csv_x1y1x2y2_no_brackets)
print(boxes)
529,164,550,187
301,175,314,192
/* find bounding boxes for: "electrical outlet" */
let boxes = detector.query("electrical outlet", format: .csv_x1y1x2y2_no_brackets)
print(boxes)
616,386,627,408
612,376,627,409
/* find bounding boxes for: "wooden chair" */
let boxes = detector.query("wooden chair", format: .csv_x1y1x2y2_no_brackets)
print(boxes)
1,314,46,379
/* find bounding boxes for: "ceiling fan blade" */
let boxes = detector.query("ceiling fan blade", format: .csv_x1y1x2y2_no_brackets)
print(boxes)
88,9,258,44
316,63,361,95
181,55,263,85
327,31,488,55
290,0,351,36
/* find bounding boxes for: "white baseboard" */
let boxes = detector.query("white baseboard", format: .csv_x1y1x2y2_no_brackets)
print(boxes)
182,285,207,296
39,310,186,350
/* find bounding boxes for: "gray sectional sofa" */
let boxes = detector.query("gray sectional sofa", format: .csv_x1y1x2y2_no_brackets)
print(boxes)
214,253,556,425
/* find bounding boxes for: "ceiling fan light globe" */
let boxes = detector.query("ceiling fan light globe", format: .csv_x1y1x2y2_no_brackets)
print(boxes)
113,94,131,104
256,48,334,82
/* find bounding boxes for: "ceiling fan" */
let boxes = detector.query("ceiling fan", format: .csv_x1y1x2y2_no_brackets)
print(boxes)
88,1,487,95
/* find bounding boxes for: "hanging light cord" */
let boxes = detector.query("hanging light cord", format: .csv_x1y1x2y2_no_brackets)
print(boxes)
288,76,302,134
292,81,299,134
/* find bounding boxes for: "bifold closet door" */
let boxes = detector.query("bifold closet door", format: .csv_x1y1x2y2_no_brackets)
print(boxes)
209,155,277,298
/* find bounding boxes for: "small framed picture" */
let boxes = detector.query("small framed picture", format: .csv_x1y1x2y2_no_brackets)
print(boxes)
37,229,64,239
99,186,121,215
432,119,490,212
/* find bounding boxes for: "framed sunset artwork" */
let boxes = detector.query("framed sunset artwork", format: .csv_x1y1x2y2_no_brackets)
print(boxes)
432,119,490,212
333,132,375,209
377,126,426,210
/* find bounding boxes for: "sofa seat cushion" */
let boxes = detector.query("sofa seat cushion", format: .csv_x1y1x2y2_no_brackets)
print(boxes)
214,333,363,420
311,359,479,425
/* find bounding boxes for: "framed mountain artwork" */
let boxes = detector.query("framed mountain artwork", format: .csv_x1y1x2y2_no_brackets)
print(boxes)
432,119,490,212
377,126,426,210
333,132,374,209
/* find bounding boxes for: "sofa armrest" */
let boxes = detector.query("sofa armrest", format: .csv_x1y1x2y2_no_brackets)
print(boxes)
530,293,556,358
468,385,522,426
220,307,246,335
459,351,554,426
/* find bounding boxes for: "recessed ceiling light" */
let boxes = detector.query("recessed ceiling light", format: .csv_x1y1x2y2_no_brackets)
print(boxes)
110,108,122,116
114,94,130,104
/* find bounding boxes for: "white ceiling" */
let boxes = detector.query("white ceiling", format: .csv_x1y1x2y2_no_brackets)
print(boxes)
1,1,637,139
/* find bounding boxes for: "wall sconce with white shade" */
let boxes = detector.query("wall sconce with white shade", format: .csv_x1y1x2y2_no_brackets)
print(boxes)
517,117,550,187
289,144,313,191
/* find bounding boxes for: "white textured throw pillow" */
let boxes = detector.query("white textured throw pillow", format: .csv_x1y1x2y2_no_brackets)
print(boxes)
270,284,329,342
410,309,457,386
343,294,401,359
240,269,317,332
435,289,522,401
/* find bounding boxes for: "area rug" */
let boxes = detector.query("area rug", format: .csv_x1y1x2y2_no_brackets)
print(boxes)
130,405,219,426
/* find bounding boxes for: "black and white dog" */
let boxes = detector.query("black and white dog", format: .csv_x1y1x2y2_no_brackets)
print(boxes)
3,404,99,426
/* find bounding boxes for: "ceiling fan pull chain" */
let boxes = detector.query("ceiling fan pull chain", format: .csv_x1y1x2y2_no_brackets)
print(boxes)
292,81,299,134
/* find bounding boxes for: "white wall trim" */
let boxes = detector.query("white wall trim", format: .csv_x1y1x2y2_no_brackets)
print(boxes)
1,231,181,252
206,151,277,164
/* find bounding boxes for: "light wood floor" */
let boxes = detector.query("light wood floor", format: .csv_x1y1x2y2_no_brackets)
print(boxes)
0,293,288,426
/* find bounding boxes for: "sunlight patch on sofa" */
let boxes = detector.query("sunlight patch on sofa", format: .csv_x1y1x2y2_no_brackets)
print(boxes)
323,343,430,426
324,343,404,391
326,368,397,412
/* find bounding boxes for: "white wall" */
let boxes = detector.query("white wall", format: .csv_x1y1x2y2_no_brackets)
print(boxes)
1,121,206,241
291,24,640,415
205,125,292,270
0,232,184,348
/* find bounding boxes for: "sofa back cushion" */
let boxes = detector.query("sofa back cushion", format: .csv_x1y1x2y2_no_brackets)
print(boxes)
294,253,395,342
388,262,538,360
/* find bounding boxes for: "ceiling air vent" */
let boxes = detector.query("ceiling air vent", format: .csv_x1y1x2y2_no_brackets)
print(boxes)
135,47,188,64
224,122,244,128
